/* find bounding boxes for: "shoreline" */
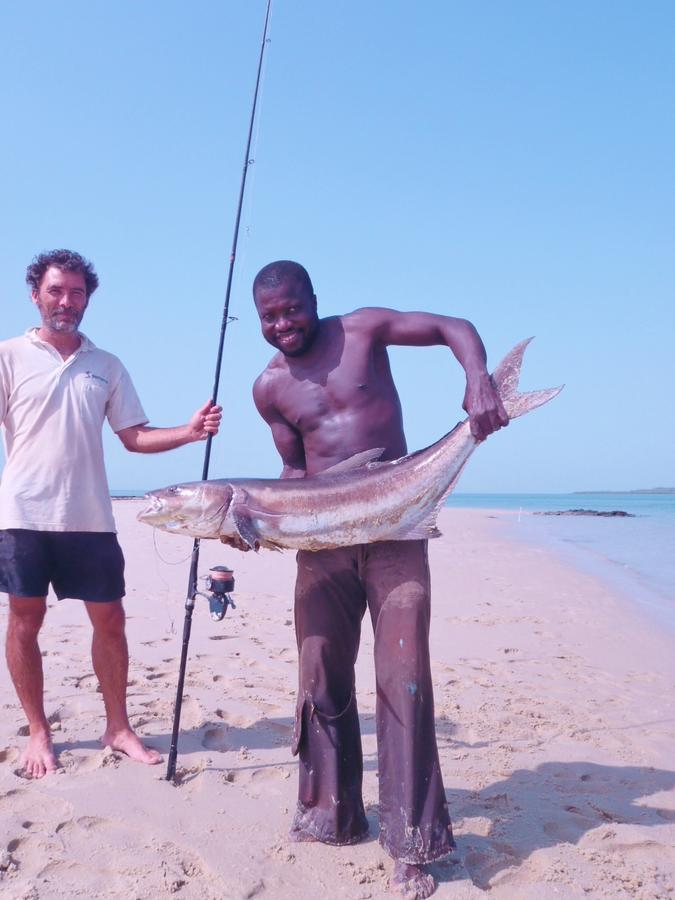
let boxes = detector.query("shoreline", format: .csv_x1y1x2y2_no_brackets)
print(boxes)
482,507,675,634
1,503,674,898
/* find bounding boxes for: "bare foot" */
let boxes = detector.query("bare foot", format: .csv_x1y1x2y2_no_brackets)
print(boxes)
101,728,162,765
19,729,58,779
390,862,436,899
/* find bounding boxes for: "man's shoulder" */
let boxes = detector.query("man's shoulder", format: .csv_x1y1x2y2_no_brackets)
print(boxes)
254,354,285,394
342,306,392,326
340,307,395,342
0,333,30,353
0,333,35,367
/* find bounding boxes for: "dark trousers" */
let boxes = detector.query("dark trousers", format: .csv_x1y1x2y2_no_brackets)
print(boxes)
290,540,454,864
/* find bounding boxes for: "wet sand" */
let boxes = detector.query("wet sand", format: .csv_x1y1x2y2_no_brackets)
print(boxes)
1,503,674,899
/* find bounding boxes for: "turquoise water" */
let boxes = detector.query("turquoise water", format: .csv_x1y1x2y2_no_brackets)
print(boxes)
448,493,675,630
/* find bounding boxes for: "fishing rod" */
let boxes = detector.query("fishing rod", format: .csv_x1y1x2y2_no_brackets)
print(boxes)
166,0,273,782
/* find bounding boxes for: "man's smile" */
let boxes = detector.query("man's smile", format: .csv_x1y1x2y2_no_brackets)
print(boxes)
277,330,300,345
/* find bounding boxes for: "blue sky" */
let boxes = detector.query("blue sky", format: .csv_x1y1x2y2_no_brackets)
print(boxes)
1,1,673,493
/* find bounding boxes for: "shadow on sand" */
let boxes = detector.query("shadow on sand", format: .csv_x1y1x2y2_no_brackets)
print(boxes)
434,761,675,889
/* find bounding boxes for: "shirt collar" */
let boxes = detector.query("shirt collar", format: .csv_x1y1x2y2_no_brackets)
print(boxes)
25,327,96,352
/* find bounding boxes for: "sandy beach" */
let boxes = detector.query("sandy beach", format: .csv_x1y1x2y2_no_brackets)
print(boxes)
1,503,674,899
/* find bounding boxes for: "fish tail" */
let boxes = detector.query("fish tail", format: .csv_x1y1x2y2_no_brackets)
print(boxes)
492,338,564,420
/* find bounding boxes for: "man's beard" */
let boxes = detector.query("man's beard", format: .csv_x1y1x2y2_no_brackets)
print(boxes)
39,307,84,334
49,316,81,333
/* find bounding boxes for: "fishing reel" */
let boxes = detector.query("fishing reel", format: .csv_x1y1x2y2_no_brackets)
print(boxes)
195,565,236,621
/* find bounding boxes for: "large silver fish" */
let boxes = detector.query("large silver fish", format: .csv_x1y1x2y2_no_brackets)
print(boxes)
138,339,561,550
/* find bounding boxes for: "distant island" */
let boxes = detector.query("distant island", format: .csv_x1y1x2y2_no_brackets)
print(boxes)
534,509,635,517
573,487,675,495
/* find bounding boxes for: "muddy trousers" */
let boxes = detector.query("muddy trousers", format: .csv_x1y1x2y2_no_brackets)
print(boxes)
290,540,454,864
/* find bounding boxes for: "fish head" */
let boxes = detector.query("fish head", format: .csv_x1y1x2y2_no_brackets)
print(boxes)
137,481,233,538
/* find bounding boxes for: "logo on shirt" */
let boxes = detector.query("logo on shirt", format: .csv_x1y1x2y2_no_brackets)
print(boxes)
85,371,109,385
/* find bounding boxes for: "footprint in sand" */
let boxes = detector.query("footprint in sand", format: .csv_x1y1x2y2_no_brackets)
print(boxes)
462,843,521,890
202,727,231,752
172,763,205,786
213,709,257,728
223,764,290,796
249,766,290,786
0,789,74,830
60,747,121,774
0,746,20,765
33,818,213,897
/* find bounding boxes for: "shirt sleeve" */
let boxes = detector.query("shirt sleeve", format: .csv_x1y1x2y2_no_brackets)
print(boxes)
0,352,8,426
106,360,149,433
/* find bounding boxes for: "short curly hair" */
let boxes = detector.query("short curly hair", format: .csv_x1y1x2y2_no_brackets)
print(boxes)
25,249,99,298
253,260,314,300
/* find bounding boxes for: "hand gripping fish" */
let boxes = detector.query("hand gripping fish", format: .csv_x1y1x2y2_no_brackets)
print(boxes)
138,339,562,550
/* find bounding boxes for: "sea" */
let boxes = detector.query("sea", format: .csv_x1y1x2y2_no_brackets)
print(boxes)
115,489,675,633
447,492,675,632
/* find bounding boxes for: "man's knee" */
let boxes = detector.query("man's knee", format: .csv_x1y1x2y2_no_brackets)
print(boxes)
299,636,354,714
86,599,126,636
7,597,47,638
380,585,430,635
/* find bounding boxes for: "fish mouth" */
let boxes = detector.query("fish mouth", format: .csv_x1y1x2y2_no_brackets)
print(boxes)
136,492,228,538
137,494,165,524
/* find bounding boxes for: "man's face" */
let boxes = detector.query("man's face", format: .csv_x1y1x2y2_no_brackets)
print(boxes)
32,266,89,334
254,278,319,357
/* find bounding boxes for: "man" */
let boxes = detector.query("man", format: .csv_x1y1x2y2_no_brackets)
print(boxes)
245,260,508,898
0,249,222,779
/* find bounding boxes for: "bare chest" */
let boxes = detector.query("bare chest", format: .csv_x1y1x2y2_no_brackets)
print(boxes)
278,373,371,433
275,342,390,435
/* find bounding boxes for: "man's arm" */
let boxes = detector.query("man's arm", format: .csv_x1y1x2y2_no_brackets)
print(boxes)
253,373,306,479
116,400,222,453
350,307,509,441
218,374,304,551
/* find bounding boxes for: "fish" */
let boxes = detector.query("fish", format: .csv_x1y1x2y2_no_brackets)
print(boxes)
137,338,562,550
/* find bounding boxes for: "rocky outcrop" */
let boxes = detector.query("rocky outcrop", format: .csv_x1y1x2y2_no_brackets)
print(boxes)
534,509,635,517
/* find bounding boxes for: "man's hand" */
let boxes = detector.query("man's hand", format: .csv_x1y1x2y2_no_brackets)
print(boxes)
187,400,222,442
463,374,509,442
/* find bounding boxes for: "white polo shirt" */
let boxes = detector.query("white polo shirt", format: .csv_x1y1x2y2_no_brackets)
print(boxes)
0,329,148,532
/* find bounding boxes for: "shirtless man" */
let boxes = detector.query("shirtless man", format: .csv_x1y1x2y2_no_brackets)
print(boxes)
0,249,222,778
249,260,507,898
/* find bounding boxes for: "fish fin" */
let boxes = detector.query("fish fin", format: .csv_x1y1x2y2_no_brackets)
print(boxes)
230,506,260,550
396,464,469,541
227,488,262,550
394,520,443,541
492,338,564,420
317,448,385,475
229,488,291,550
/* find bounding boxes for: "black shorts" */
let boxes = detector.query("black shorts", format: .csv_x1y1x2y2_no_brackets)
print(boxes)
0,530,125,602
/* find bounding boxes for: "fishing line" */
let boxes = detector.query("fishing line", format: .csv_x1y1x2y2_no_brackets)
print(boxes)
152,527,193,566
231,37,270,291
166,0,274,782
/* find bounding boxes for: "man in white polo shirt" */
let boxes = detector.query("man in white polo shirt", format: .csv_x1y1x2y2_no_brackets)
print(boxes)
0,249,222,778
